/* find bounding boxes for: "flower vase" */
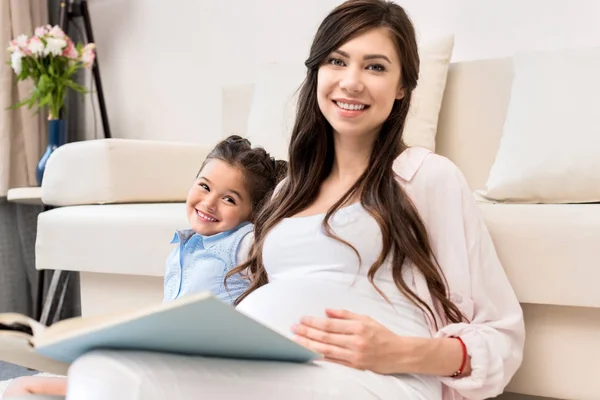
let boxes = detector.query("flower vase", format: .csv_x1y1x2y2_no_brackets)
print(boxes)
36,119,67,185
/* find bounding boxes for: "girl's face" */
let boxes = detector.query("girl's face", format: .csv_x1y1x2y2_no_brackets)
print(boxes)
317,28,405,142
186,159,252,236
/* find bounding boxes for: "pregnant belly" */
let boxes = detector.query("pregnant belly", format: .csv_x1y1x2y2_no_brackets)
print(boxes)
235,278,431,339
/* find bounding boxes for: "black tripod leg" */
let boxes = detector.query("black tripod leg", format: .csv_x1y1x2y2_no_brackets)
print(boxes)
80,1,111,139
39,269,71,326
52,271,72,324
59,1,69,31
34,269,45,321
34,204,53,322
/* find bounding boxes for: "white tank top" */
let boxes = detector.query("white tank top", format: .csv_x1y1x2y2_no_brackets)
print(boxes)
237,203,442,399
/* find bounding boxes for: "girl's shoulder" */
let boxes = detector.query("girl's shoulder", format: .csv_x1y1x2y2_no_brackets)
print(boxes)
232,221,254,237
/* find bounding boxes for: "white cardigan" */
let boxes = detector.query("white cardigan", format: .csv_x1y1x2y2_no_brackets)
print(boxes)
393,146,525,400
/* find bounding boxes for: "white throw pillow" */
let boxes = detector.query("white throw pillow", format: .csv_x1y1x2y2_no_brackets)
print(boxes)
403,35,455,150
245,35,455,160
245,63,304,160
477,46,600,204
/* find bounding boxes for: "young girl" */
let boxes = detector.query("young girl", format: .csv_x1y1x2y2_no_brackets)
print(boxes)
163,134,287,305
1,135,287,399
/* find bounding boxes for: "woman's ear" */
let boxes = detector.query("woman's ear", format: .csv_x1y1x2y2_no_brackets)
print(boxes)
396,86,406,100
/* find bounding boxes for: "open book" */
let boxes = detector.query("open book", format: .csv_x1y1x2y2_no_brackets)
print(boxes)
0,292,320,375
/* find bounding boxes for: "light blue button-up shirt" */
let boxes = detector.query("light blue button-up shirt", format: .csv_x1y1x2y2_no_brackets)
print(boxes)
163,222,253,304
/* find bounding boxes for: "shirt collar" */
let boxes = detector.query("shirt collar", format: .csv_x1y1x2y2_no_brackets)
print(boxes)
170,221,251,249
392,146,432,182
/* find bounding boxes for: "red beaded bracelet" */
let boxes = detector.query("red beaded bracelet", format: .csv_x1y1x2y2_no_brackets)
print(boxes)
450,336,467,378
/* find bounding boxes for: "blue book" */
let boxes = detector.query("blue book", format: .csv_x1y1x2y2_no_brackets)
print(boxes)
0,292,320,375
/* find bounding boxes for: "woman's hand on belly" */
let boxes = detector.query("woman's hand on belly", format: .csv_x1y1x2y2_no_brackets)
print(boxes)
290,308,415,374
291,308,470,377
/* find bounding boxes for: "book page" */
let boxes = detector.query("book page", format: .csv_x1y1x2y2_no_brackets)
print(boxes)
0,313,46,338
35,312,131,345
35,291,212,347
0,327,68,375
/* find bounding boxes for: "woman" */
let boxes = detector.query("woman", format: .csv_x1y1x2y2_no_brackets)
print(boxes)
226,0,524,398
20,1,524,399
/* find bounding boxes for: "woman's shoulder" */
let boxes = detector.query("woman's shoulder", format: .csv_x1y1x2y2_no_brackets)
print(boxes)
393,146,465,187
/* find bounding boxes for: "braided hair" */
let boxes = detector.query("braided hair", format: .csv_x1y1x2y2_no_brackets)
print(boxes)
199,135,288,220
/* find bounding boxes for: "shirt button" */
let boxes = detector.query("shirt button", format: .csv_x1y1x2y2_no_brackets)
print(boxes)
450,293,463,304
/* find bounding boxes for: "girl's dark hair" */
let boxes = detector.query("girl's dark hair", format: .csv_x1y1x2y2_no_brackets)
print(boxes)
199,135,287,220
228,0,464,328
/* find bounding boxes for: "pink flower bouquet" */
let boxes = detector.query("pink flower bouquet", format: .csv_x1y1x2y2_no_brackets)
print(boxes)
6,24,96,119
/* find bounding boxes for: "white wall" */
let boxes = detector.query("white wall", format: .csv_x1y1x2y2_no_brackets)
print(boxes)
84,0,600,143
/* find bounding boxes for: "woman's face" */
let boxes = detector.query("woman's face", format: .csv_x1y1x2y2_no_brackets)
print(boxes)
317,28,405,141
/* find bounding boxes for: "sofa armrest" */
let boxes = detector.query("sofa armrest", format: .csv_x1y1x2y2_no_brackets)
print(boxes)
41,139,211,206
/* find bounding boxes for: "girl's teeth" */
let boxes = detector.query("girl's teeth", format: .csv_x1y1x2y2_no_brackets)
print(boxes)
197,210,217,222
336,101,366,111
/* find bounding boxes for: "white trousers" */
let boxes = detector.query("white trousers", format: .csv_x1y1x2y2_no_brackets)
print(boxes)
66,350,427,400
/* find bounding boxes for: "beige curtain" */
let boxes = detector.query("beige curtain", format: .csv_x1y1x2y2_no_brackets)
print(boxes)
0,0,48,197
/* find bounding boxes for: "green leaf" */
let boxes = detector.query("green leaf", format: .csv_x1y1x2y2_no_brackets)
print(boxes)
5,96,32,110
27,95,37,109
64,80,87,93
39,92,52,107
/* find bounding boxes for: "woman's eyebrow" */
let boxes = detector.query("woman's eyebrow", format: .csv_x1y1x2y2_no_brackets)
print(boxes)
333,49,392,64
363,54,392,63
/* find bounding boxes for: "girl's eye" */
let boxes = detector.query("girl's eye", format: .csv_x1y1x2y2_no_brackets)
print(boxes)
223,197,236,205
367,64,385,72
327,57,345,67
199,183,209,191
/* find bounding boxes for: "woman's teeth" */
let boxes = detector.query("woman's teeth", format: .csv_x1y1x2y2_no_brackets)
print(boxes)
336,101,366,111
196,210,217,222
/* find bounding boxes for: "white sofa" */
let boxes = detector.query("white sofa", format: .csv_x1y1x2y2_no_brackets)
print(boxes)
36,57,600,400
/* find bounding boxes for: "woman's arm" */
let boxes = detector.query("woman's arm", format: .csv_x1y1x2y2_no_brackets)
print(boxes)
403,336,471,377
409,154,525,399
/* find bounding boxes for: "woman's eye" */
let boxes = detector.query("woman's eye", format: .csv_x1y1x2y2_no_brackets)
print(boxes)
327,57,345,67
199,183,209,191
224,197,236,205
367,64,385,72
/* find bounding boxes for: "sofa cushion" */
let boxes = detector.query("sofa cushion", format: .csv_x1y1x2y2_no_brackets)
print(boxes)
478,202,600,308
37,200,600,309
36,203,188,277
42,139,211,207
477,46,600,203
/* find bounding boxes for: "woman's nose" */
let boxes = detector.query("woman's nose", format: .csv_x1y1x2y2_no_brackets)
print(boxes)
339,68,364,94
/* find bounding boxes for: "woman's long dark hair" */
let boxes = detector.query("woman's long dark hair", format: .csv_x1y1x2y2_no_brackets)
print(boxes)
228,0,464,328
